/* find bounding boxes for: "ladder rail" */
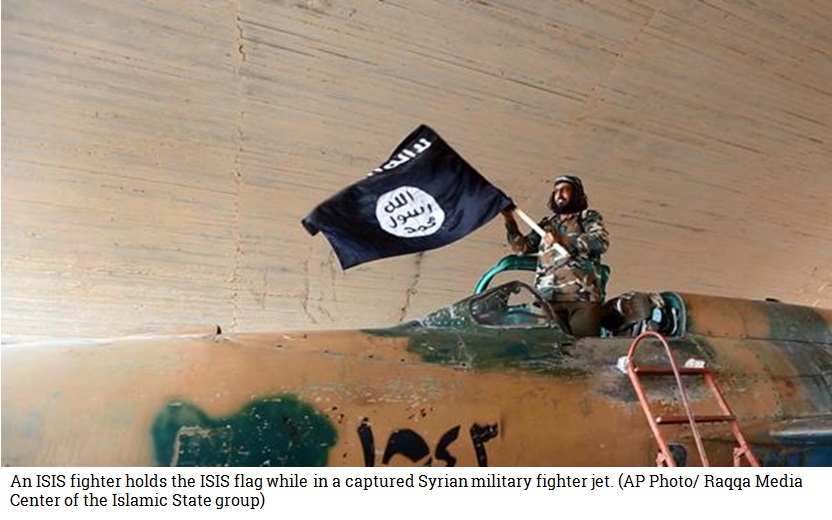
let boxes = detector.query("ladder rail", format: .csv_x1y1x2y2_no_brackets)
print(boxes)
627,331,709,466
627,363,678,466
701,372,762,467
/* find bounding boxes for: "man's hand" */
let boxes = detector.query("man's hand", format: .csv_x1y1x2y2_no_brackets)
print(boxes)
543,231,560,247
503,209,521,237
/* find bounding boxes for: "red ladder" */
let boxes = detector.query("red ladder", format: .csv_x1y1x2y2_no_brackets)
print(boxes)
624,331,760,467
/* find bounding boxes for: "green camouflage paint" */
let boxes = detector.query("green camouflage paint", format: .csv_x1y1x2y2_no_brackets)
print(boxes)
152,395,337,467
762,301,832,345
760,303,832,411
404,327,577,373
368,321,585,375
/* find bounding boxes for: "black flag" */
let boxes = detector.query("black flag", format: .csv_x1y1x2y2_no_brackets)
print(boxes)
302,125,514,269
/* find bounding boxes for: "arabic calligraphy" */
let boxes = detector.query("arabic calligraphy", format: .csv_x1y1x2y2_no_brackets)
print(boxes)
376,186,445,238
368,137,433,176
358,419,499,467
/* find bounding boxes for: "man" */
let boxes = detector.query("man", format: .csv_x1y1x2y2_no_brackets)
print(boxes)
503,175,609,337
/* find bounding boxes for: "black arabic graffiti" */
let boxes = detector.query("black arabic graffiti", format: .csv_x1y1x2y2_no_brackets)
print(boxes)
357,419,497,467
470,423,499,467
383,429,431,465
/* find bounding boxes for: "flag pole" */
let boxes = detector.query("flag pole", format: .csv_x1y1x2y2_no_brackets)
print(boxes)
513,208,545,237
511,207,570,259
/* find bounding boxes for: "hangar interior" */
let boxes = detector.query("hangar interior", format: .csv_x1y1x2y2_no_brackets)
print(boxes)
2,0,830,343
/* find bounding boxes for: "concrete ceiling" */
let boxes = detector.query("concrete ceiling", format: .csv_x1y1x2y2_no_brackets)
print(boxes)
2,0,830,342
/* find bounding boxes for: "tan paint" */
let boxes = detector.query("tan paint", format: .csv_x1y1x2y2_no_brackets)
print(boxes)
3,308,827,467
3,331,648,466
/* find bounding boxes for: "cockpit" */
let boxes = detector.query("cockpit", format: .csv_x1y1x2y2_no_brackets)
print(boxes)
468,281,685,338
471,255,686,338
469,281,556,328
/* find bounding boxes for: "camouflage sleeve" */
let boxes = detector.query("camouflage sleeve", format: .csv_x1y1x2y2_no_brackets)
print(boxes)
505,219,541,254
564,210,609,257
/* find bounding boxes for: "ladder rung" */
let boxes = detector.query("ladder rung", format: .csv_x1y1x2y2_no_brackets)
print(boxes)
634,366,708,375
656,414,735,425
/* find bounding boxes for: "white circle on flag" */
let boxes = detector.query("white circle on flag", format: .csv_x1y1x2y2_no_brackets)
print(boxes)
376,186,445,238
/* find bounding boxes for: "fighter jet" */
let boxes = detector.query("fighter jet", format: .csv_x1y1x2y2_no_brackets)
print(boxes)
3,256,831,467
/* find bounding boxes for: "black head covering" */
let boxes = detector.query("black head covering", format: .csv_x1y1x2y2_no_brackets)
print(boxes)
548,175,588,214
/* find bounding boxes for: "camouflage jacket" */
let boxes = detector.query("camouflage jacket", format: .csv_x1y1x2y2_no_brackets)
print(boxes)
507,209,610,302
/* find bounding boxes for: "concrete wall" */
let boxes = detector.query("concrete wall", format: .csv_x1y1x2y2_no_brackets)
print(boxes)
3,0,830,342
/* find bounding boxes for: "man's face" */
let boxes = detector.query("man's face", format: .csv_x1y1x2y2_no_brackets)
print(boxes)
552,182,573,209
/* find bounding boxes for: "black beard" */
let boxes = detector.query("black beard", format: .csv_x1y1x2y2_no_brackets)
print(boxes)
552,198,580,215
548,190,588,214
